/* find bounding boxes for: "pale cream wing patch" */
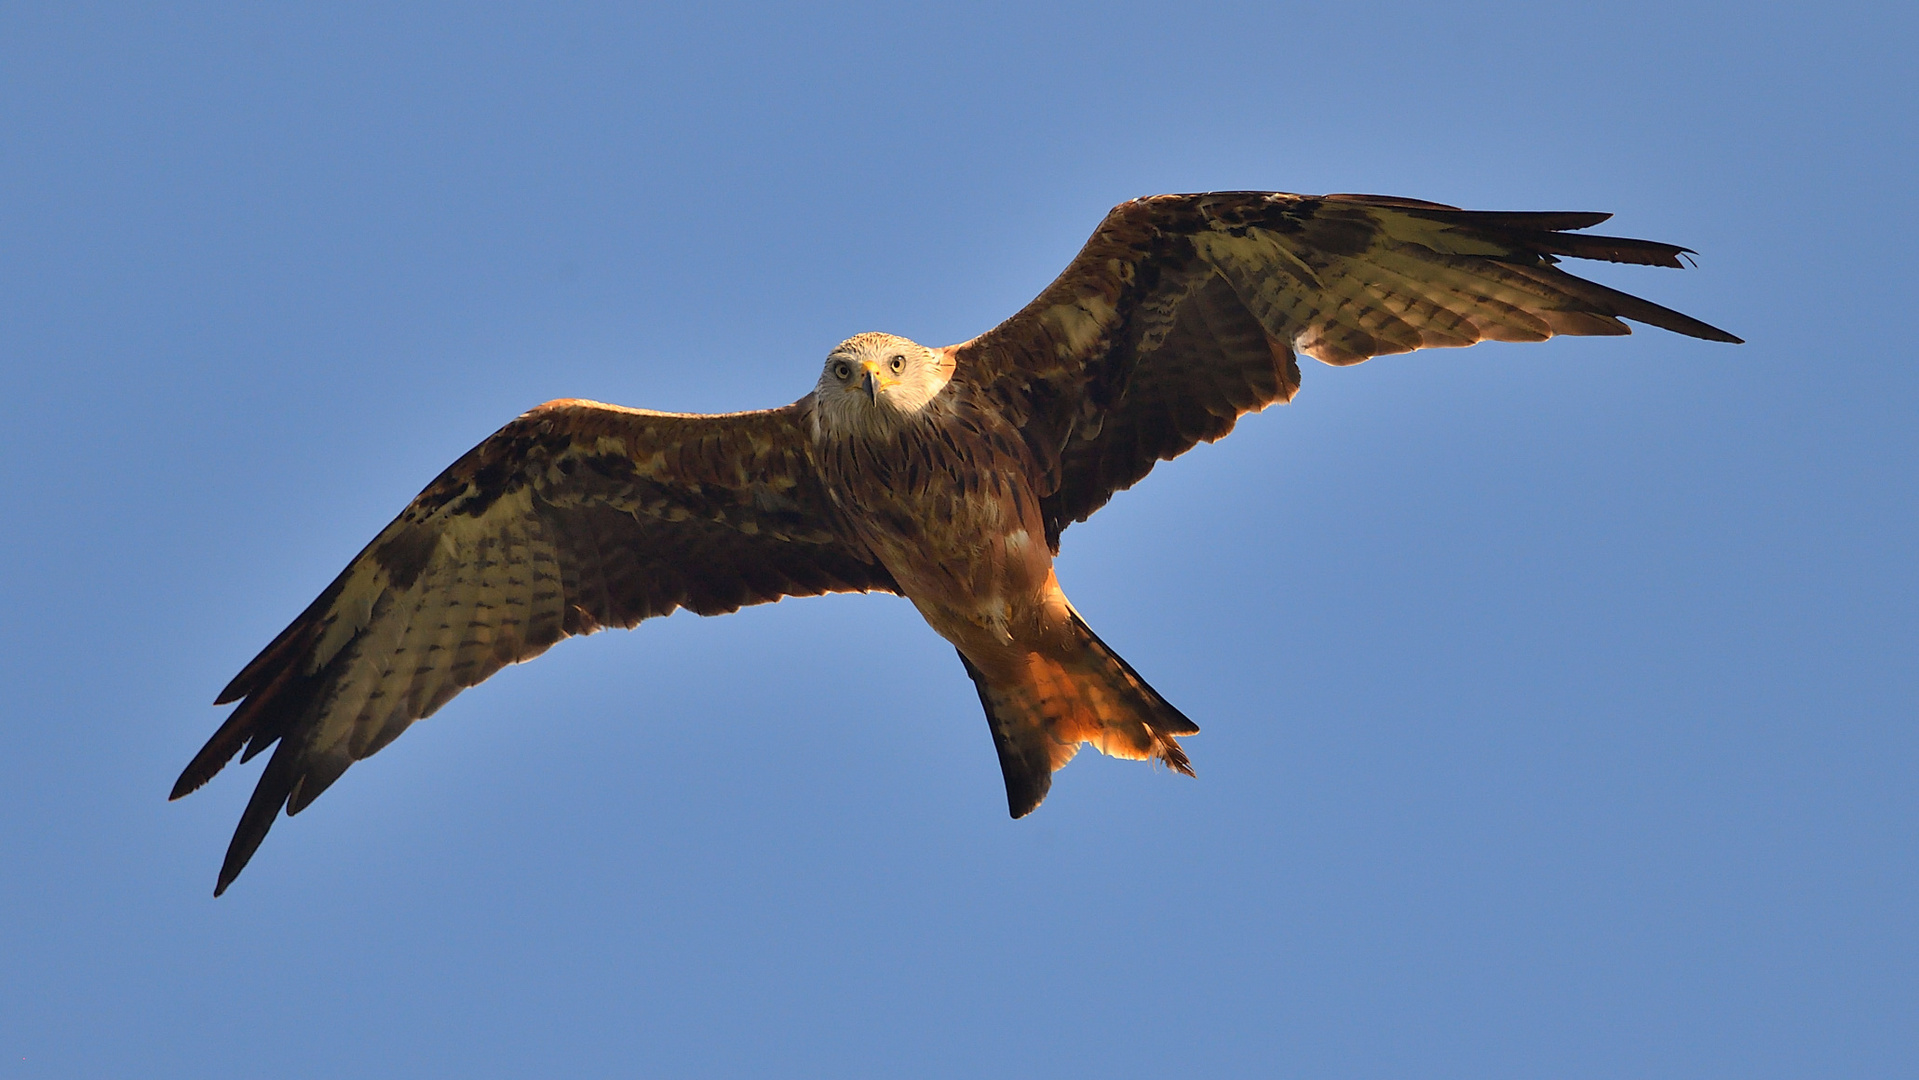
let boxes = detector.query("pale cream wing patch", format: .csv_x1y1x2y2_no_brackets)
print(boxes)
1188,222,1628,366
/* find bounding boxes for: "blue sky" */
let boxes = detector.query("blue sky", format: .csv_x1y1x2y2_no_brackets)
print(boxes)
2,2,1913,1076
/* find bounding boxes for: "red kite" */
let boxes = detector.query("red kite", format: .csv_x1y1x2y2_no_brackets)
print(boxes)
175,191,1739,894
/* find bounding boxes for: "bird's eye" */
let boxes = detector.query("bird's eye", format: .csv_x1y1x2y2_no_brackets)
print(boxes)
832,361,852,381
889,355,905,373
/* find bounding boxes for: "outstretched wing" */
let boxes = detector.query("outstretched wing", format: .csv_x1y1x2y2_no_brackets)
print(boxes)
951,191,1741,545
175,397,896,894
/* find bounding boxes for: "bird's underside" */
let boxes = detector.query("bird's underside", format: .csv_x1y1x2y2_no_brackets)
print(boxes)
176,190,1740,894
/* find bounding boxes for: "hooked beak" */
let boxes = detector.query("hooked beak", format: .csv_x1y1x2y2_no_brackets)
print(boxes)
861,362,881,401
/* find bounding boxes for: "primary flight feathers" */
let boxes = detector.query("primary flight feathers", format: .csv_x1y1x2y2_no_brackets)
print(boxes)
177,191,1738,894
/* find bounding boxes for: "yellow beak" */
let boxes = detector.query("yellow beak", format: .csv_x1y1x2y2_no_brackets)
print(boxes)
861,361,882,401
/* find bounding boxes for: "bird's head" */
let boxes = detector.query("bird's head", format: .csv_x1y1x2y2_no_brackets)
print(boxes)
812,332,953,436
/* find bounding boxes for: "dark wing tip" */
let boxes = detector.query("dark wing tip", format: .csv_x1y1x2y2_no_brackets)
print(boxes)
168,769,210,802
1531,231,1697,268
1525,265,1743,343
171,720,250,801
176,649,323,802
1321,195,1704,269
209,743,301,896
1374,200,1742,341
1690,323,1744,344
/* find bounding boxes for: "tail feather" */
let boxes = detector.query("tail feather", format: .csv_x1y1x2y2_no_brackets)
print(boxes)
959,612,1196,818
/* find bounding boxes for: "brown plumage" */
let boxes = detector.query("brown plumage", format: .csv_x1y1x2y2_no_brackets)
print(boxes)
176,191,1739,894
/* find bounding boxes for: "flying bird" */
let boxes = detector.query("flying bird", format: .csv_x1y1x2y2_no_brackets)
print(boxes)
174,191,1739,894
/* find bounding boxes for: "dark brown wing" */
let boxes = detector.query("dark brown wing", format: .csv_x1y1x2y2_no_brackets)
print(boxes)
175,397,896,895
950,191,1741,545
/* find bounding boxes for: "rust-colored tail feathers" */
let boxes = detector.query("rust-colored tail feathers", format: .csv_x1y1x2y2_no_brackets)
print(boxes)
959,612,1197,817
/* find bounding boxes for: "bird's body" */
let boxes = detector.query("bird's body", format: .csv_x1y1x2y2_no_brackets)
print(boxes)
812,336,1197,806
175,191,1739,894
814,349,1044,638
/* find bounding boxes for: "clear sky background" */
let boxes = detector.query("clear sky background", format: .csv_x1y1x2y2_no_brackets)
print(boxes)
2,2,1912,1077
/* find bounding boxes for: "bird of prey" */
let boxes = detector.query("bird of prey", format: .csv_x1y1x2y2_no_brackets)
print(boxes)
174,191,1739,894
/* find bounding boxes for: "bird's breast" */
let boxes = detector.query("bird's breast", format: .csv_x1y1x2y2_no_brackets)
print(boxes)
819,414,1053,635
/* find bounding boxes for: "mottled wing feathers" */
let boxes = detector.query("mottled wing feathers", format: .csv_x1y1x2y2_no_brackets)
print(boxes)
176,398,895,894
1043,271,1305,532
952,191,1740,542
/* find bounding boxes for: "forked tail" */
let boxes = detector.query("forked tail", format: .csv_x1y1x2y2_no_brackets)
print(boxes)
958,611,1197,817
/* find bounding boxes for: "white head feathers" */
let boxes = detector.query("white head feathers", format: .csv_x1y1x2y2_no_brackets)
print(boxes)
811,332,954,439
